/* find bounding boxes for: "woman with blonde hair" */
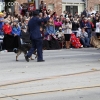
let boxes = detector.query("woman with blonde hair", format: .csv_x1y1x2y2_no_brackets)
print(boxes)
44,18,60,49
62,18,72,49
45,18,55,37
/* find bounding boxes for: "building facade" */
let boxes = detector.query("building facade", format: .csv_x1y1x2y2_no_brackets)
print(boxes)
14,0,100,15
0,0,5,12
15,0,40,14
62,0,85,15
43,0,62,15
87,0,100,12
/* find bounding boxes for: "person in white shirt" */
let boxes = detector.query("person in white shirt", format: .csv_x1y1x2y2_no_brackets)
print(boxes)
62,18,72,49
89,7,96,15
95,19,100,39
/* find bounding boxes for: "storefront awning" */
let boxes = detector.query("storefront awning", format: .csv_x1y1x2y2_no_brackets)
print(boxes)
62,0,85,3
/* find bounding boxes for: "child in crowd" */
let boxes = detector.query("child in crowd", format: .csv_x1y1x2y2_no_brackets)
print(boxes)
77,28,90,47
56,27,64,41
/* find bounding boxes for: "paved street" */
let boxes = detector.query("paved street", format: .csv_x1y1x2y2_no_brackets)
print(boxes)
0,48,100,100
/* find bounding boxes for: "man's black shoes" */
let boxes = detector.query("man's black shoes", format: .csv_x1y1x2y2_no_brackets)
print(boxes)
37,60,45,62
25,55,29,62
25,55,45,62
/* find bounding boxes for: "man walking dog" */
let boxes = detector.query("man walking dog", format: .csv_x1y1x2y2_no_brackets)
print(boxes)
25,10,49,62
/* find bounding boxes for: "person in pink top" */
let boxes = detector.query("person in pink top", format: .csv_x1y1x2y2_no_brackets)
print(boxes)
54,17,62,32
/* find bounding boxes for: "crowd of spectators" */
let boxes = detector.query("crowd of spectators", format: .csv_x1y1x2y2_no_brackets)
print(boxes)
0,1,100,52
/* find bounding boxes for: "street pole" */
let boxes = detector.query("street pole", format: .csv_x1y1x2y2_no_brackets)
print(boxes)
85,0,88,9
35,0,40,9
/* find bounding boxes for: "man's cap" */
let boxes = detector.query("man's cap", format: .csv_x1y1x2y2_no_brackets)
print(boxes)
33,10,39,16
0,12,4,16
0,12,3,15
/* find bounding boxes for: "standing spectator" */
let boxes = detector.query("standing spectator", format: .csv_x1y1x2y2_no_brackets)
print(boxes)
39,1,44,12
43,10,48,18
74,12,79,18
19,4,23,14
82,8,88,17
54,17,62,32
51,12,57,21
95,19,100,39
93,16,99,29
88,17,94,31
12,21,21,49
72,18,80,35
3,20,12,51
60,14,65,22
0,13,4,35
89,7,96,15
62,18,72,49
3,20,12,35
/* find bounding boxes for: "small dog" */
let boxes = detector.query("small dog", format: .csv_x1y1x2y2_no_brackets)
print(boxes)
13,44,37,61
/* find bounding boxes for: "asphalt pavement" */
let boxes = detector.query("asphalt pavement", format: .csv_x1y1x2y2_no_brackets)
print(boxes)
0,48,100,100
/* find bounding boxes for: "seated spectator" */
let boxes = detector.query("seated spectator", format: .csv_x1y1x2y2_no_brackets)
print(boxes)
43,18,60,50
56,27,65,48
78,28,90,47
56,27,64,41
45,18,56,37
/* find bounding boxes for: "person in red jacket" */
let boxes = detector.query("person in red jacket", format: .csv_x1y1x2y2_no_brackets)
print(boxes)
3,20,12,35
3,20,13,51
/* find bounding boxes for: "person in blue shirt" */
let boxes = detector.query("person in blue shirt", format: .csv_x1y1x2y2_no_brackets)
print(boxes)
25,10,49,62
80,17,91,39
12,21,21,49
12,21,21,36
0,13,4,35
45,18,56,35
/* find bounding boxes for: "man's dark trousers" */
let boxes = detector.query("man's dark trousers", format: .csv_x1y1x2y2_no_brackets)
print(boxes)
27,38,43,61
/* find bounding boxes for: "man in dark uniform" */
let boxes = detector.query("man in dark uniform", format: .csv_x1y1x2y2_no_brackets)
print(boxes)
25,10,49,62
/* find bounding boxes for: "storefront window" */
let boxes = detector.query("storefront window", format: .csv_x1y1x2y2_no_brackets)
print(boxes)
28,0,34,3
94,5,99,11
48,4,54,11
